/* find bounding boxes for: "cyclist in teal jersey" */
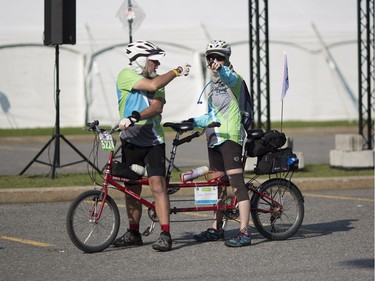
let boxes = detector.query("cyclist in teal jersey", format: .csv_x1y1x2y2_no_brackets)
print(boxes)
187,40,252,247
113,40,190,252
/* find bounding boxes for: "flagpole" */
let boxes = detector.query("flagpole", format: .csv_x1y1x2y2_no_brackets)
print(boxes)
280,100,284,132
128,0,133,43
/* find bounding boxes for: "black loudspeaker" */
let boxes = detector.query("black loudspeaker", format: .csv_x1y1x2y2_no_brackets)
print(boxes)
44,0,76,45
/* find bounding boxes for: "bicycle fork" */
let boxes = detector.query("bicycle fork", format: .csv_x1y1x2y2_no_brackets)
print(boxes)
89,164,112,223
88,188,108,223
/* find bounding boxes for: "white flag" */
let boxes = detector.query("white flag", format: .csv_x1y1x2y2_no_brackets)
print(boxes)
281,52,289,101
116,0,145,32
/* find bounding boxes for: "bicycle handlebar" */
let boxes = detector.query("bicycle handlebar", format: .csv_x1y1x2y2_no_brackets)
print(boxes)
173,131,200,146
170,121,221,147
86,111,141,134
84,120,119,135
84,120,221,144
86,120,99,131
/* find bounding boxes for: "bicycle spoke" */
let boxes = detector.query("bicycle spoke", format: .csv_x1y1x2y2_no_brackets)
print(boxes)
83,224,98,244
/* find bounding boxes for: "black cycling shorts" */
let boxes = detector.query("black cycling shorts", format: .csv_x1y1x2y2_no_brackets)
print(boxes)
208,140,243,172
121,140,166,177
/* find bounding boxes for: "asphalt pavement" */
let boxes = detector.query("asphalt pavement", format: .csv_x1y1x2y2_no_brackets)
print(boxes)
1,188,374,281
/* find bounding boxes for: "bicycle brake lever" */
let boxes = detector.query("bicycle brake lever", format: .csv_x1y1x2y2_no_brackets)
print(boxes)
109,125,120,134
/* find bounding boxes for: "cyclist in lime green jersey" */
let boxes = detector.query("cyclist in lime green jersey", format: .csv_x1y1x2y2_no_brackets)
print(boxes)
114,40,190,252
188,40,252,247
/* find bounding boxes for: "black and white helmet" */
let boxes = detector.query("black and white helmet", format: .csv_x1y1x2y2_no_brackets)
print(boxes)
126,40,166,62
205,40,231,58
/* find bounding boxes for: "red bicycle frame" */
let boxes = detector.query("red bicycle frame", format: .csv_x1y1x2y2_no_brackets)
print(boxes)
98,151,283,218
100,150,241,214
92,121,284,224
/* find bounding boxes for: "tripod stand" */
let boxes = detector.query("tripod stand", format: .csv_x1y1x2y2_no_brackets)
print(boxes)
20,45,100,178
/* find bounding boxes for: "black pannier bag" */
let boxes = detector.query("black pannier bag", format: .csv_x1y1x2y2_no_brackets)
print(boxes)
247,130,287,157
111,160,140,180
254,147,299,175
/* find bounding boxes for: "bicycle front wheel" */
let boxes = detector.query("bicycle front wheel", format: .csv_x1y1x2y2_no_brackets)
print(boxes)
66,190,120,253
251,179,304,240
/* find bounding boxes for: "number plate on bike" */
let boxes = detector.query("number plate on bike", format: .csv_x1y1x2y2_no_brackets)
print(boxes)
194,187,218,205
99,132,115,151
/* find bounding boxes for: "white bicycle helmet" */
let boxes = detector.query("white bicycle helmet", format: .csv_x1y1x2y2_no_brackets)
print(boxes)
126,40,166,62
205,40,231,58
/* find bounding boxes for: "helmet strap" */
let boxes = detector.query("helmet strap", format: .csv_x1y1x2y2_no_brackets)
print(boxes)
224,57,231,66
143,57,157,78
131,57,147,75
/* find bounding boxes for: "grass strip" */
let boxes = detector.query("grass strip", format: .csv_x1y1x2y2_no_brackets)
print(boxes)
0,164,372,189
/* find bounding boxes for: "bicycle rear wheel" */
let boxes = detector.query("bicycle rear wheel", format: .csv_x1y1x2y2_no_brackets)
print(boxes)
250,179,304,240
66,190,120,253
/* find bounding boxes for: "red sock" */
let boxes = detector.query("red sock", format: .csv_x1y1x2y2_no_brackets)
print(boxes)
161,224,170,233
129,224,139,232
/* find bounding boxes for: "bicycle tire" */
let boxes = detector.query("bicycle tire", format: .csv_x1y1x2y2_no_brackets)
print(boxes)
66,190,120,253
250,178,304,240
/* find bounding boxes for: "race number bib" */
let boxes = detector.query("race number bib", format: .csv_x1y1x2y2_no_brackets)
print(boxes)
99,132,115,151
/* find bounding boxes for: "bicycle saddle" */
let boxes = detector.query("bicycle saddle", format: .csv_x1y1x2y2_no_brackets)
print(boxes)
163,122,194,132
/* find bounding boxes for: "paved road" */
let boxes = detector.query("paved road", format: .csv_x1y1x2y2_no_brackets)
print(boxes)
1,188,373,281
0,126,357,176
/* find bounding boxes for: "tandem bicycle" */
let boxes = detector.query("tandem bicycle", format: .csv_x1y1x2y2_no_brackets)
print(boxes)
66,120,305,253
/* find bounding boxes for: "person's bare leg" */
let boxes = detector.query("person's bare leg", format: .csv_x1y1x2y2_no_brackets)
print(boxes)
113,184,143,247
211,184,226,229
224,169,252,247
149,176,172,251
226,168,250,232
238,199,250,232
204,171,226,229
125,184,142,225
148,176,170,225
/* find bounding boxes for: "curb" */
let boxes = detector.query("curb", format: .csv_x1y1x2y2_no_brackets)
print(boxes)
292,176,374,191
0,176,373,204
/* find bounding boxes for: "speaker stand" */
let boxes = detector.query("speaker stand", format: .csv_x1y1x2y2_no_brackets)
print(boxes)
20,45,100,178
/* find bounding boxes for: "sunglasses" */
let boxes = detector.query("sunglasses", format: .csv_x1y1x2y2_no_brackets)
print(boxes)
207,54,225,61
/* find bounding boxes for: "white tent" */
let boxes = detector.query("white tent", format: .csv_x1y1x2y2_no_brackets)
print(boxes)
0,0,359,128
